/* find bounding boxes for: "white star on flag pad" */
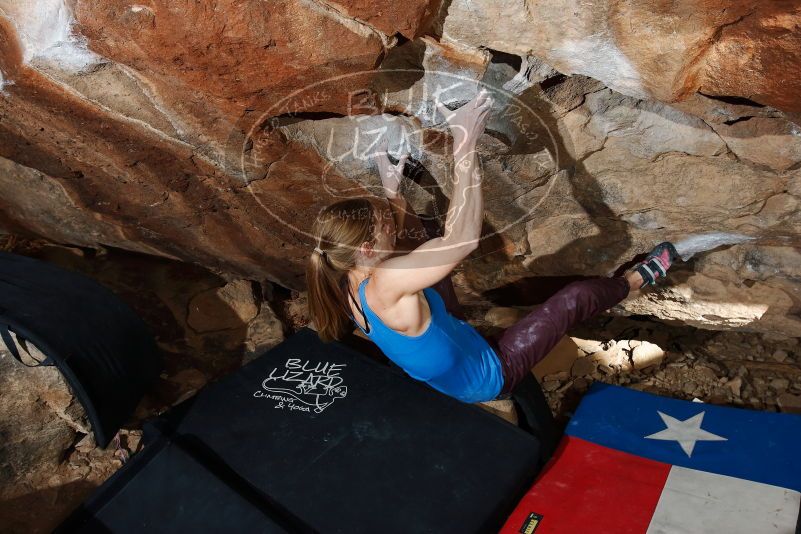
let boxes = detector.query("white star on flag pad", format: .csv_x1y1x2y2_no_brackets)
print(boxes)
644,411,727,457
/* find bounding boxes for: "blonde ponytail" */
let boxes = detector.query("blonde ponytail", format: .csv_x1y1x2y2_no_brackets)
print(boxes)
306,198,378,342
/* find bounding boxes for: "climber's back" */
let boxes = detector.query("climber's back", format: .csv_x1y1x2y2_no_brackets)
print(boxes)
351,276,503,403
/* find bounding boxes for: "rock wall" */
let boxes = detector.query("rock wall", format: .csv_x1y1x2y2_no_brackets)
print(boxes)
0,1,800,336
438,0,801,113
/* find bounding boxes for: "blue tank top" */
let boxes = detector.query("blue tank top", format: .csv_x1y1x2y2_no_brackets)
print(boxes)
351,277,504,403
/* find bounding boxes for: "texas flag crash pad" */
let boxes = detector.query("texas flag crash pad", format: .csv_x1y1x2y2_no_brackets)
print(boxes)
502,383,801,534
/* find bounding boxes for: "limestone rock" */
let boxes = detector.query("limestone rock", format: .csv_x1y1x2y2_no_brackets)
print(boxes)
541,75,607,116
572,338,606,355
187,280,259,333
329,0,438,38
773,350,790,363
571,356,597,377
777,393,801,414
542,379,561,392
377,37,490,125
578,90,728,160
620,245,801,337
712,117,801,171
166,368,209,406
0,350,79,497
682,381,698,395
0,157,166,256
284,291,311,331
243,303,286,365
631,342,665,370
477,399,518,426
725,377,743,397
0,0,388,290
771,378,790,392
587,343,632,373
71,0,389,148
532,337,584,379
671,93,787,126
438,0,801,113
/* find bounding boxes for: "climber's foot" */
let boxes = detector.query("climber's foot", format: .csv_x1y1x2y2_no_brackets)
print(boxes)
630,242,680,289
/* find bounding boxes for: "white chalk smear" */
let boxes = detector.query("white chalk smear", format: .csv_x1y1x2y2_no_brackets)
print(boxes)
548,36,647,99
0,69,13,95
0,0,101,71
673,233,755,261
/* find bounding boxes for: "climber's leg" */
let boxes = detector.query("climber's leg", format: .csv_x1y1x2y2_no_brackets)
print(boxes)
489,242,681,395
490,277,630,395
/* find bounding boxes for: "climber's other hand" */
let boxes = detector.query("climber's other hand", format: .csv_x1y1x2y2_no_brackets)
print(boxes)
436,88,494,154
374,138,409,199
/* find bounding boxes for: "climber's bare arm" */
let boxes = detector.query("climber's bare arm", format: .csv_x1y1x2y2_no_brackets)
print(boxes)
375,90,492,300
373,140,424,252
385,196,430,252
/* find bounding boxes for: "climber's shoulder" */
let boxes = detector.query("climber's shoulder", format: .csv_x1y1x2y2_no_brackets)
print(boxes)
372,237,468,299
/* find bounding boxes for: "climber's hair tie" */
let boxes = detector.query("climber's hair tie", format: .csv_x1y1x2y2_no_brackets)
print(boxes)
314,246,326,257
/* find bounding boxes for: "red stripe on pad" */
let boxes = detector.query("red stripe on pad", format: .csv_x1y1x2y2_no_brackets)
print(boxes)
501,436,671,534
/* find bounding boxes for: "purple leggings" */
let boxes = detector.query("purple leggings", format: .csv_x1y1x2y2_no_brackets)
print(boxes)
436,276,630,397
489,277,630,395
416,213,630,396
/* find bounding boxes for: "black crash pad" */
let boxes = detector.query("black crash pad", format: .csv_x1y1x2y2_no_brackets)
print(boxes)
0,252,161,447
64,327,547,533
58,437,291,533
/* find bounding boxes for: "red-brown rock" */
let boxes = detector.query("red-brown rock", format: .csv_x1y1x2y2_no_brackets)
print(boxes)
439,0,801,113
329,0,438,38
71,0,388,152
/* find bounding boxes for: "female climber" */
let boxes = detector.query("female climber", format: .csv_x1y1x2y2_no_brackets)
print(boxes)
306,89,680,403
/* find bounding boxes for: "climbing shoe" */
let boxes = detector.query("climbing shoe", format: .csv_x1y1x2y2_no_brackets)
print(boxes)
633,242,679,288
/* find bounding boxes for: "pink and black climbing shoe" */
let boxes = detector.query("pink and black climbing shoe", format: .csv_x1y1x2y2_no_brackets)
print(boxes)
634,242,679,288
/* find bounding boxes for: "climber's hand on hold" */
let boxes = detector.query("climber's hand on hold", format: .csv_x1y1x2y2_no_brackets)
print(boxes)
376,90,491,298
374,138,409,200
436,89,493,154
